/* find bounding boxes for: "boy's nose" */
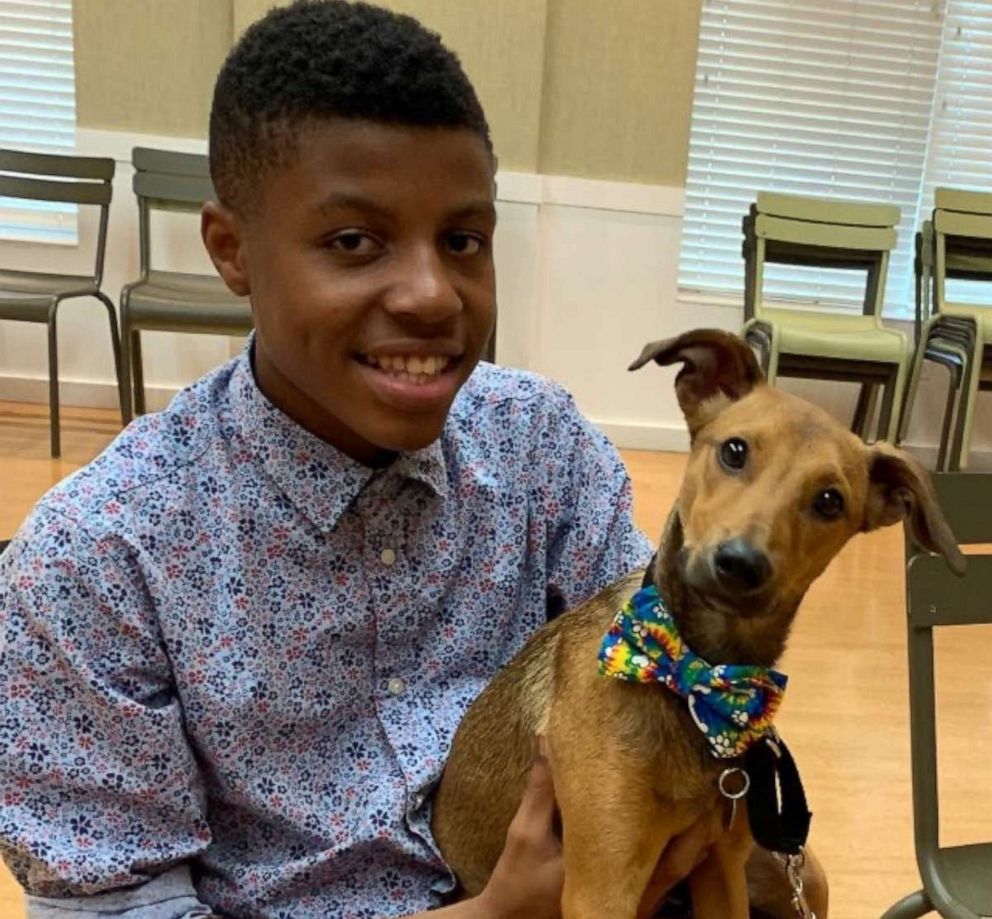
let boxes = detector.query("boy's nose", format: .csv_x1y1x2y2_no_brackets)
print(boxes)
383,247,462,322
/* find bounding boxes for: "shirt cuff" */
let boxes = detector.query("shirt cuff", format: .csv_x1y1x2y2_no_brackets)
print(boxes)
26,864,214,918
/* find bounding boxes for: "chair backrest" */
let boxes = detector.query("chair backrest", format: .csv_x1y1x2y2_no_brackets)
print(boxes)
743,191,900,321
904,473,992,916
0,147,115,284
131,146,216,275
931,188,992,316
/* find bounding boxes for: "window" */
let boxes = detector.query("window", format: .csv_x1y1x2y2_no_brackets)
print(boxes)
917,1,992,305
679,0,946,316
0,0,77,244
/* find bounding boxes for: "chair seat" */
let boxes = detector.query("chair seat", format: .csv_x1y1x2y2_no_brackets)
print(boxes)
751,308,908,364
0,269,97,320
942,303,992,341
933,843,992,915
124,270,252,334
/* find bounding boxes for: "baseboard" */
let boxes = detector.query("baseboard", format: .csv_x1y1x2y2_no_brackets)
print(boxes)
7,373,989,466
0,373,693,453
595,421,691,453
0,373,176,414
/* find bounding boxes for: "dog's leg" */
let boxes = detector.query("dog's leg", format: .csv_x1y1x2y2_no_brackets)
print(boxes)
688,850,750,919
687,799,752,919
552,746,698,919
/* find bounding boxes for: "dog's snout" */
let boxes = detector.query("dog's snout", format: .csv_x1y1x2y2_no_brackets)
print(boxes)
713,538,771,591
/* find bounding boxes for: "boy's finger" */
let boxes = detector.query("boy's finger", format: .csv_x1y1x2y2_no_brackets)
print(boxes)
512,755,557,833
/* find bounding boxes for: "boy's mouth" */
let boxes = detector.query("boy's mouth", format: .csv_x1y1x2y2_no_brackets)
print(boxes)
360,352,455,386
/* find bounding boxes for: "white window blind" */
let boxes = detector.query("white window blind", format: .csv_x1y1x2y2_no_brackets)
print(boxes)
917,0,992,305
679,0,943,316
0,0,77,244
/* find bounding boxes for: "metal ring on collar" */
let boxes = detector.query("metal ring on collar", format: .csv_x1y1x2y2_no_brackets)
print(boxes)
718,766,751,800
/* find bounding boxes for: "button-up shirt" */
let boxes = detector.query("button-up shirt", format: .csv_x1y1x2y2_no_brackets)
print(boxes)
0,346,652,919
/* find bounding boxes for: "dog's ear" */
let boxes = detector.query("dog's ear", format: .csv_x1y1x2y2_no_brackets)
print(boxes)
863,442,966,575
629,329,764,434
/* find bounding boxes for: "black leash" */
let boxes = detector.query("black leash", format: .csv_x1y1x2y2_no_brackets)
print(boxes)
743,732,811,856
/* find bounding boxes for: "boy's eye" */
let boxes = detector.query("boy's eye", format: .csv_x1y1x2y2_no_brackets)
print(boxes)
446,232,484,256
327,231,380,255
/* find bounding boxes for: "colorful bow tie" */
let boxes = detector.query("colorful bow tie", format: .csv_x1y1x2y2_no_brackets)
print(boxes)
598,585,787,759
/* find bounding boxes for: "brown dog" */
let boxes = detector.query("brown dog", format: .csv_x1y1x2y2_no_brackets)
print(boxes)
431,329,964,918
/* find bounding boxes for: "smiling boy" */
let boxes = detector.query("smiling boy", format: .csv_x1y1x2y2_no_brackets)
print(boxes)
0,3,822,919
0,3,656,918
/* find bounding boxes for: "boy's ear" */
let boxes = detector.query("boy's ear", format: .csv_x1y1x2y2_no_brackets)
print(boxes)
201,200,251,297
863,442,966,575
629,328,764,435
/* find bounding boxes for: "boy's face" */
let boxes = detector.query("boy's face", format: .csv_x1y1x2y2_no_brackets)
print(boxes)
203,119,497,465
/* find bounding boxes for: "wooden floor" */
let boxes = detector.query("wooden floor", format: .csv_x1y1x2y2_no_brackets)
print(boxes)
2,403,991,919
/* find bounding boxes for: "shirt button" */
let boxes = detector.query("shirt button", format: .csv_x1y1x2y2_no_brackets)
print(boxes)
380,547,396,566
387,676,406,696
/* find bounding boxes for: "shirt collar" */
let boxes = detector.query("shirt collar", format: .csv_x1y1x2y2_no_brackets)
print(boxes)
226,341,449,534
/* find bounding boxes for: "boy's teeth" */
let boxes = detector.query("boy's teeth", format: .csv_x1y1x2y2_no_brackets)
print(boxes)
367,354,448,377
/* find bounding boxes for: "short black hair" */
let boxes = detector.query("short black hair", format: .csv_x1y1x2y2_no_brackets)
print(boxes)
209,0,493,214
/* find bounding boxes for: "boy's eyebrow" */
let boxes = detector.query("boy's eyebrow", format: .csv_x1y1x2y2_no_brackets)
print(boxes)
315,193,392,220
314,193,496,224
446,201,498,224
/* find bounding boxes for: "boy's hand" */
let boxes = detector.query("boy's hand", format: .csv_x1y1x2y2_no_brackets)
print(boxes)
474,749,564,919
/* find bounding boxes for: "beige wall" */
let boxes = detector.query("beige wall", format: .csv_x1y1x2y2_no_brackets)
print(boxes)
73,0,232,138
72,0,701,185
540,0,702,186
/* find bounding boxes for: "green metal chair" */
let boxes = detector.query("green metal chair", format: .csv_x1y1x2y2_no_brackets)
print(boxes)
930,190,992,470
898,222,976,471
119,147,252,422
0,148,126,457
882,473,992,919
742,192,909,442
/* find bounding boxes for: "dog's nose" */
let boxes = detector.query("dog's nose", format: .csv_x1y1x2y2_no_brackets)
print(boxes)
713,538,771,591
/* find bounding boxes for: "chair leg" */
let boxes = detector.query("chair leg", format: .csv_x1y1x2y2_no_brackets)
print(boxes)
936,363,962,472
879,889,934,919
877,377,898,444
882,357,909,444
949,332,982,471
899,328,931,443
94,292,128,426
131,330,146,416
46,309,60,459
852,384,877,441
118,321,133,425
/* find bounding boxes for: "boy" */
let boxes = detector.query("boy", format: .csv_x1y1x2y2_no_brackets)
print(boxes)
0,3,813,917
2,3,658,917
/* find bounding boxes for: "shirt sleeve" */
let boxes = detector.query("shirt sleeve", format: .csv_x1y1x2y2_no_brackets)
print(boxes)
0,505,214,905
538,386,655,614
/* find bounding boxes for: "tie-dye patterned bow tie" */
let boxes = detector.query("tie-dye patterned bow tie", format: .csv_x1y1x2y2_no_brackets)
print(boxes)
598,585,787,759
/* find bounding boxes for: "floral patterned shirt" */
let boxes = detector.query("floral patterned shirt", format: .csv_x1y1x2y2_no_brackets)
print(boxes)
0,345,653,919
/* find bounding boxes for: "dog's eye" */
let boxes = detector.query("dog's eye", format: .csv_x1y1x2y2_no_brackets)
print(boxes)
719,437,748,471
813,489,845,520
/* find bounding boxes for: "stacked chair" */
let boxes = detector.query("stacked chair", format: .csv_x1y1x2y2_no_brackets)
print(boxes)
119,147,253,422
899,189,992,470
742,192,909,442
0,148,127,457
882,473,992,919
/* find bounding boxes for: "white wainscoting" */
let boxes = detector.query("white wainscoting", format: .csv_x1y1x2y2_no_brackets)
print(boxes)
0,127,987,461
